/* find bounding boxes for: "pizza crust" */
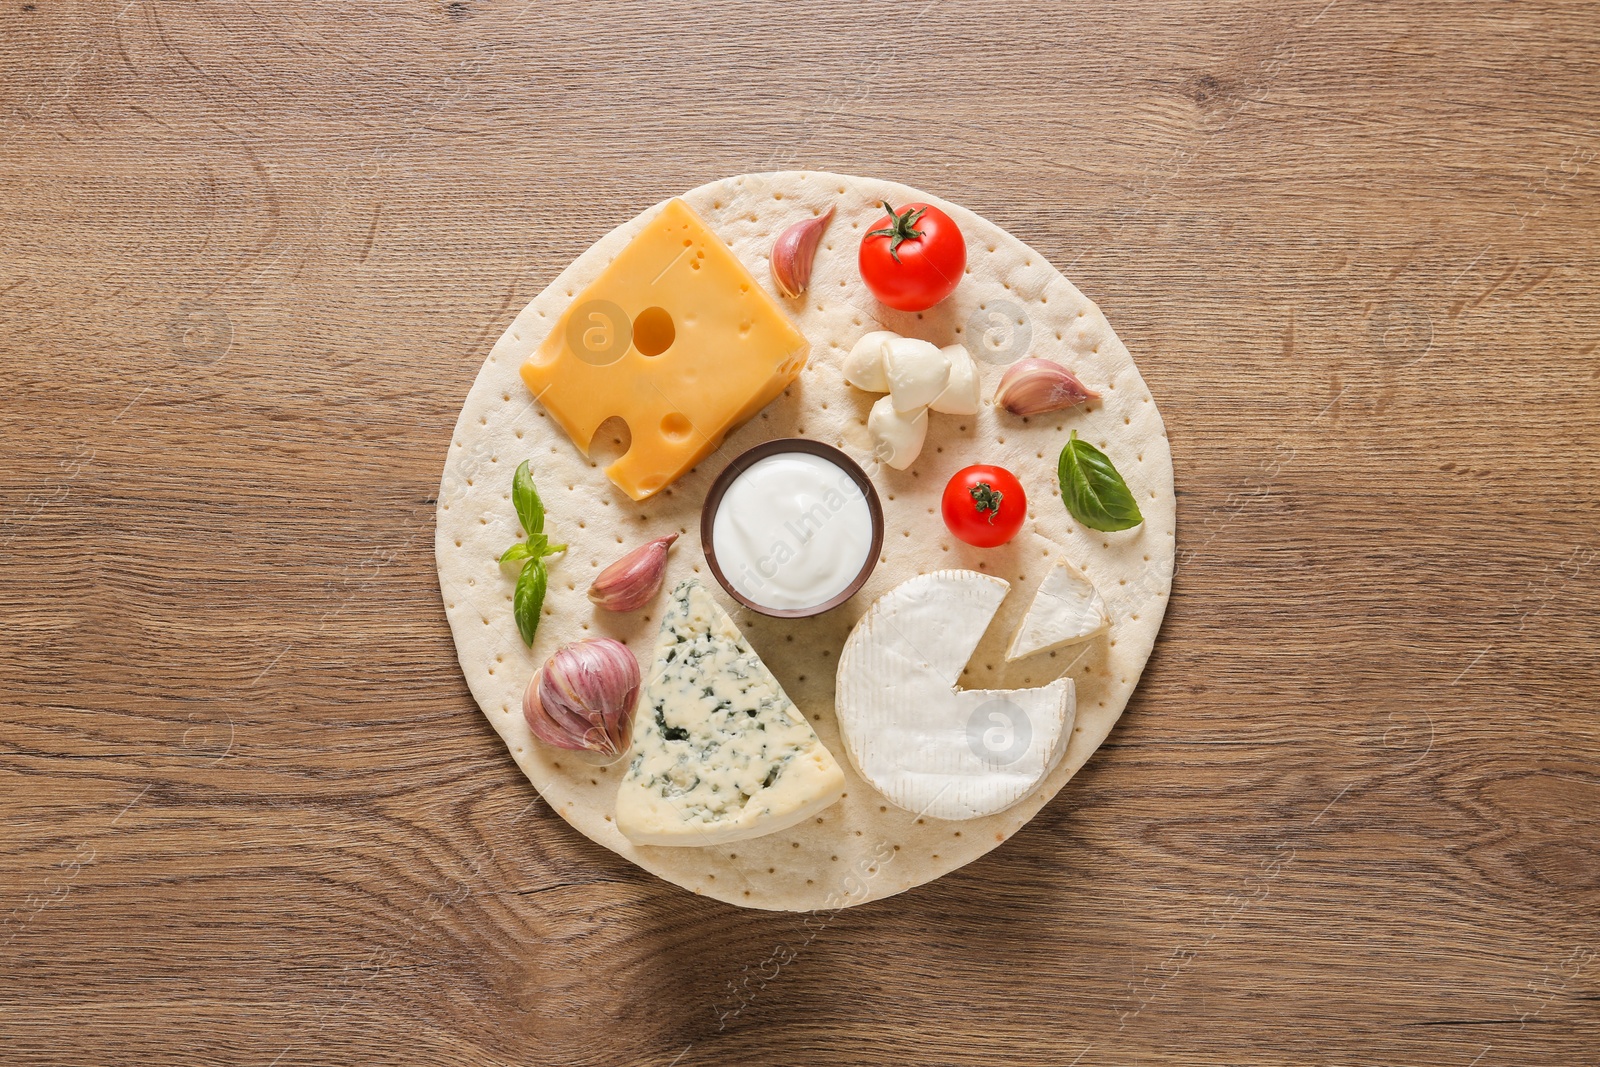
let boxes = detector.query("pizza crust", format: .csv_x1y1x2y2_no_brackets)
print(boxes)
435,171,1175,911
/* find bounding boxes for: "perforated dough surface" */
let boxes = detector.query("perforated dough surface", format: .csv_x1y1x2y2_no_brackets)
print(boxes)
436,172,1175,912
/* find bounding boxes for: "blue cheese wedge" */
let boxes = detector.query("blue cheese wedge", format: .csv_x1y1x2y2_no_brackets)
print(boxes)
615,579,846,846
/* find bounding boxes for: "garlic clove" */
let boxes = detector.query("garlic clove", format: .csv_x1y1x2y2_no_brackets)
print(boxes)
929,343,980,415
842,330,895,393
883,337,950,412
770,204,835,299
867,395,928,470
523,639,641,756
588,533,677,612
993,357,1099,416
523,668,588,751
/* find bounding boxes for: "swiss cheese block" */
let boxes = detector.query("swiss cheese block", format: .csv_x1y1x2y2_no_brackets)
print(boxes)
520,198,809,500
616,579,846,846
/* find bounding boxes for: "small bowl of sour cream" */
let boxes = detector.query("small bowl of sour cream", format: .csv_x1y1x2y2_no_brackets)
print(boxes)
701,439,884,618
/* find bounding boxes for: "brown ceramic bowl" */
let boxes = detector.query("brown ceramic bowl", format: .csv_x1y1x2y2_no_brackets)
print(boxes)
700,438,884,619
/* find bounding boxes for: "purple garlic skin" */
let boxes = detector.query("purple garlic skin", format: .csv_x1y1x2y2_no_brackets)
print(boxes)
522,638,640,756
588,533,677,613
770,204,835,299
993,358,1100,416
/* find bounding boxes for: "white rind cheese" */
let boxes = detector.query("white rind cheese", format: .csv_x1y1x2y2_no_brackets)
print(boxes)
616,579,846,846
1006,561,1111,661
835,570,1075,821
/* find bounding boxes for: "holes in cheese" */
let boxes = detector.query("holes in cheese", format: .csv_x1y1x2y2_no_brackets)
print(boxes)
521,198,810,501
588,415,632,470
660,412,693,441
633,306,675,356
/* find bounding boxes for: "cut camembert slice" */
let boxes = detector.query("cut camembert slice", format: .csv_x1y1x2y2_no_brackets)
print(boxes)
1005,561,1111,661
616,580,845,847
835,570,1075,821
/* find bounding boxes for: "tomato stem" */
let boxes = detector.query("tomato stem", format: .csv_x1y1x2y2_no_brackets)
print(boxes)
969,481,1003,523
865,201,928,264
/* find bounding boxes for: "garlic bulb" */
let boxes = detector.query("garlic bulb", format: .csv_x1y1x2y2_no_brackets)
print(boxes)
867,394,928,470
929,343,980,415
589,533,677,612
522,639,640,756
770,205,835,299
993,358,1099,416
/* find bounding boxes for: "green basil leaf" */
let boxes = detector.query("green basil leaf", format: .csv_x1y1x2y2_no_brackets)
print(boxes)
513,557,548,646
501,534,549,564
499,542,534,563
512,459,544,537
1059,430,1144,532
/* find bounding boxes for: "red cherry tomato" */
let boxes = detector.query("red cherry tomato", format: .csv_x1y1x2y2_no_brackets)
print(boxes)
858,201,966,312
941,465,1026,548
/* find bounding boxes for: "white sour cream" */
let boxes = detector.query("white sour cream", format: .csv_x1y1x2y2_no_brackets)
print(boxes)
711,451,873,611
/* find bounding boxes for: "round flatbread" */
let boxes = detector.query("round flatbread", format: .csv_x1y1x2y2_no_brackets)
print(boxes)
435,171,1175,911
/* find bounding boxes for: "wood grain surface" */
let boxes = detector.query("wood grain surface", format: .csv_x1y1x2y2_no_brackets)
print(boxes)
3,1,1597,1064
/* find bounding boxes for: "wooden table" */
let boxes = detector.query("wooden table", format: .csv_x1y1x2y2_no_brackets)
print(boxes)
3,2,1596,1064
